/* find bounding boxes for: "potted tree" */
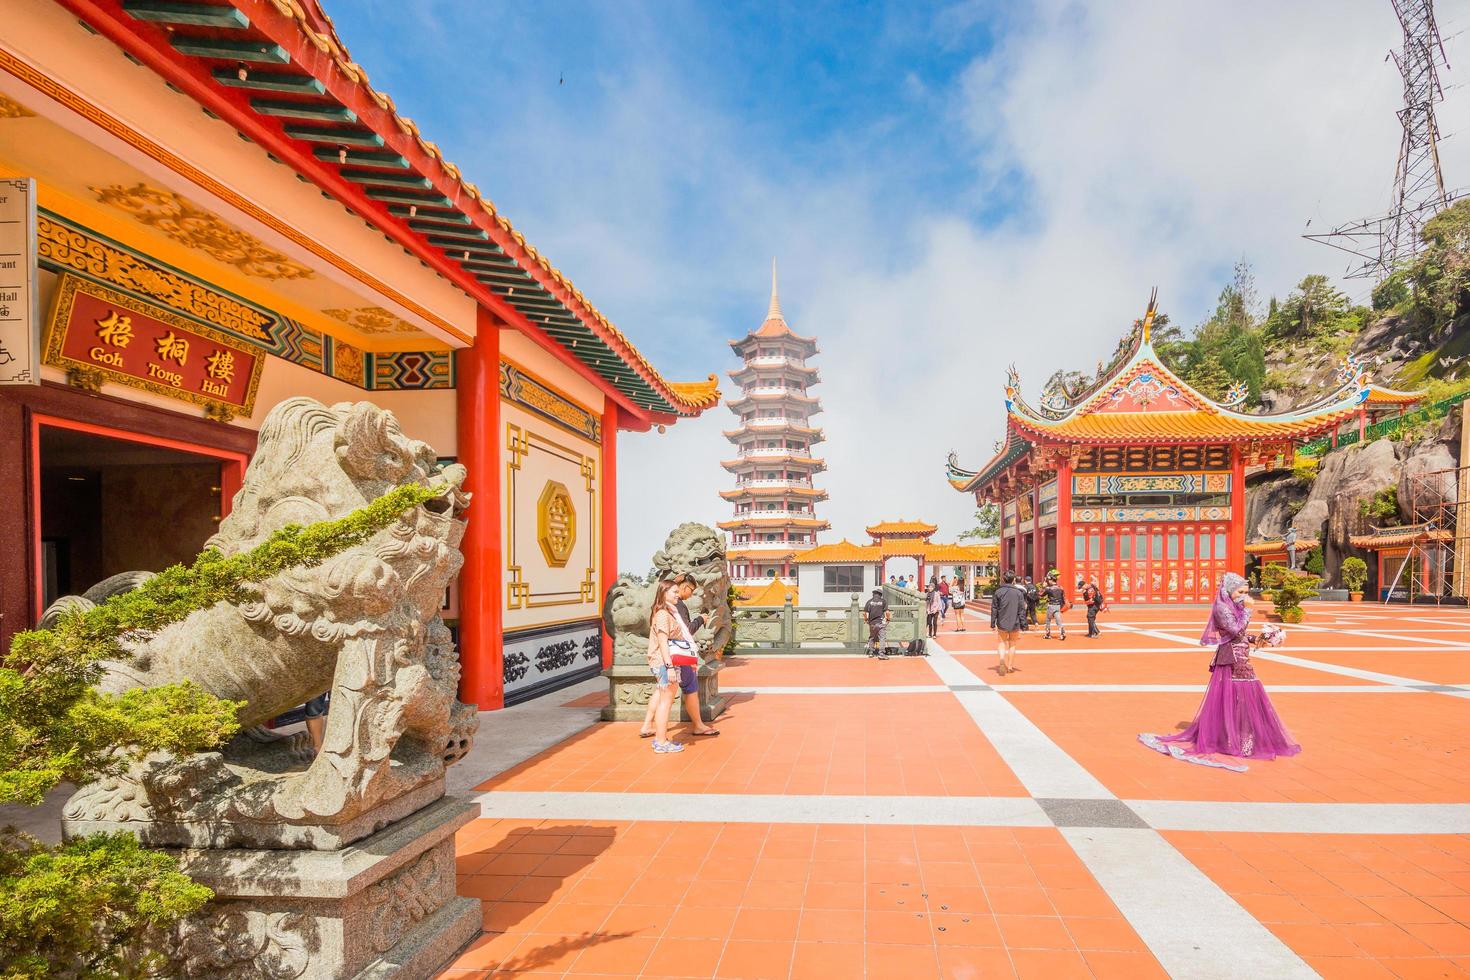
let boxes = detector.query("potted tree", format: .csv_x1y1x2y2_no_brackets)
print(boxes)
1341,556,1368,602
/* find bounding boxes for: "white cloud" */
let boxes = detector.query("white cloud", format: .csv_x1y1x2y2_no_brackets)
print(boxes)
410,1,1468,569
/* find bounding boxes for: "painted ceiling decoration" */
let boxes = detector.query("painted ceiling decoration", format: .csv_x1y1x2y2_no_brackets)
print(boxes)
71,0,720,420
90,182,315,281
322,306,420,335
0,94,36,118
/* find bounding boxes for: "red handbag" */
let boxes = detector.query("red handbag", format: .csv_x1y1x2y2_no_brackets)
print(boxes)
670,653,699,667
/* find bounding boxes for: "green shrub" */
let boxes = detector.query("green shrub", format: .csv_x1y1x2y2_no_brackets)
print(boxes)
1340,556,1369,593
0,481,437,977
1291,455,1319,484
1304,547,1325,575
1358,485,1400,525
1261,562,1320,619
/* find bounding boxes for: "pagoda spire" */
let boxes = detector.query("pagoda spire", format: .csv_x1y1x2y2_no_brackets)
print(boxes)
767,257,784,323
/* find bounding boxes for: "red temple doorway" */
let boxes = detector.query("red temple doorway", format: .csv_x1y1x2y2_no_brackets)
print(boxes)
32,417,246,616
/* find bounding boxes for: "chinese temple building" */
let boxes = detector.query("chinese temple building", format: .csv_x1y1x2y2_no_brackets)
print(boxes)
948,297,1416,603
720,263,829,586
0,0,718,708
792,520,998,607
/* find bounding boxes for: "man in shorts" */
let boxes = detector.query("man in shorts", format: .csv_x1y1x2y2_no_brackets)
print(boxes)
863,587,891,659
990,570,1027,676
303,692,328,755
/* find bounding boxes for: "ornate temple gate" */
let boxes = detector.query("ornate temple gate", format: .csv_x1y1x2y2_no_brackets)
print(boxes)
947,297,1418,603
1074,521,1229,603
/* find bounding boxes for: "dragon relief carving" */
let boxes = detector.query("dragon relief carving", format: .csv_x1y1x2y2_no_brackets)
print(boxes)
602,523,732,667
56,397,477,846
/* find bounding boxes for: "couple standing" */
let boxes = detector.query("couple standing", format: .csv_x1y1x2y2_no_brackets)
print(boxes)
641,573,720,753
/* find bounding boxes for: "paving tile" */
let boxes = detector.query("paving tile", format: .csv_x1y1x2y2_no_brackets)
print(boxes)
714,939,795,979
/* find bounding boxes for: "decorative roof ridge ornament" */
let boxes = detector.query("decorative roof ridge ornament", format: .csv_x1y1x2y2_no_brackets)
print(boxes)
1220,380,1250,409
1140,286,1159,346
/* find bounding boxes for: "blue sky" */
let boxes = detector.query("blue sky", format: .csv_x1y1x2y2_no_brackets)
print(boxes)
328,1,1466,567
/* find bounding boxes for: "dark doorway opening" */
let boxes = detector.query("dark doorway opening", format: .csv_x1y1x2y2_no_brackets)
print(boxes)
39,425,227,608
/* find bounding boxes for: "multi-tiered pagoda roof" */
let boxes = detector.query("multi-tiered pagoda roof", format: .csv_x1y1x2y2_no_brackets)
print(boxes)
721,264,831,583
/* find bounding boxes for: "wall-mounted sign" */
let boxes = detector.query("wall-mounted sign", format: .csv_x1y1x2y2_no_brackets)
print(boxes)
501,619,603,705
0,177,38,385
43,274,263,417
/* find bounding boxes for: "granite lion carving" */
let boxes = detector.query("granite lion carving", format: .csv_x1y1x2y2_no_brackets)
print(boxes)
52,397,478,849
602,522,732,665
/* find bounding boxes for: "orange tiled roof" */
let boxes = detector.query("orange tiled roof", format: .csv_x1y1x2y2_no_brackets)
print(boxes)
720,486,828,500
1349,527,1453,549
721,455,826,469
718,517,831,530
737,579,799,606
1244,538,1320,555
1008,404,1361,443
1362,385,1425,406
791,540,883,564
722,424,823,438
726,548,798,561
921,543,1000,562
866,520,939,537
949,303,1417,494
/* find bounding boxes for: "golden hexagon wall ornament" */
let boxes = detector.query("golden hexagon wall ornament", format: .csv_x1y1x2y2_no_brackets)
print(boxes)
537,480,577,567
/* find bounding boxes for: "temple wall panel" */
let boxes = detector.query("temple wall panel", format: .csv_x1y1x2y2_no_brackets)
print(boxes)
499,389,602,638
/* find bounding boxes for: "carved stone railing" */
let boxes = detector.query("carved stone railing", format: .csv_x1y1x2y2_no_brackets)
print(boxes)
731,595,924,655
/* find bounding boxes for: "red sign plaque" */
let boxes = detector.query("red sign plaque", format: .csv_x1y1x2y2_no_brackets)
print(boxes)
42,274,263,417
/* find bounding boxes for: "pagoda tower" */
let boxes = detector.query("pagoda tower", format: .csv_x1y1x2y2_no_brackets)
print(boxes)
720,262,830,585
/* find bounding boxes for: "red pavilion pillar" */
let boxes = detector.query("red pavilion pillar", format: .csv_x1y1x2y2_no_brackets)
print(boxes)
1229,444,1247,575
456,307,504,710
600,402,619,669
1031,481,1045,583
1056,457,1074,594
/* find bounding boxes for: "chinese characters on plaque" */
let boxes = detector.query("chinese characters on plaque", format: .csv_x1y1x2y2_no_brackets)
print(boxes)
42,274,262,416
0,178,38,385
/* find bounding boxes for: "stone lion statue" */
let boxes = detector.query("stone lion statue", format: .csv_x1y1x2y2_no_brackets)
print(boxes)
602,522,732,666
56,397,477,849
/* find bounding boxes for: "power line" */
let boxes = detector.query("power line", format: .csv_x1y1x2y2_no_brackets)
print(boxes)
1305,0,1462,280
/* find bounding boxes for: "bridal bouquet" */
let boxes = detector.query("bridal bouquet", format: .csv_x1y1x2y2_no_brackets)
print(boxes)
1255,623,1286,648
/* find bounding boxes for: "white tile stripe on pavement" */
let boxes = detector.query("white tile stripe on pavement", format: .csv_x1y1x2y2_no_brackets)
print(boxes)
471,791,1051,827
1063,828,1316,980
1126,800,1470,834
925,635,1315,979
926,641,1113,799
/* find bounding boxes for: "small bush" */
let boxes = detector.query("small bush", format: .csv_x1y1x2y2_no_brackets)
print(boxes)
1358,485,1400,524
1340,556,1369,593
1261,562,1320,619
1304,547,1325,575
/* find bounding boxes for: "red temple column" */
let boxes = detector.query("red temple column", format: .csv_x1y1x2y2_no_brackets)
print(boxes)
1357,408,1367,441
1056,457,1074,593
1032,482,1045,583
1229,445,1247,575
600,402,619,669
456,307,504,710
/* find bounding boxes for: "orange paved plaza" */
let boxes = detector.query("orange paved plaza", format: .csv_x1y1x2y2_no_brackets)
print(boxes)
442,603,1470,978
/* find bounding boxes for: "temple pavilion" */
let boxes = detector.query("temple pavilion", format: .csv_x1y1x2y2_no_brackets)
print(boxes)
720,263,830,586
790,520,998,608
948,297,1420,603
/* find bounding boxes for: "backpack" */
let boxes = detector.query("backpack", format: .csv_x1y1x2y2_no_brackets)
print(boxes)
903,638,928,657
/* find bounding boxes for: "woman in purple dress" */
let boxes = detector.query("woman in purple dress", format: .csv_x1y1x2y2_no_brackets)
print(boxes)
1139,572,1300,771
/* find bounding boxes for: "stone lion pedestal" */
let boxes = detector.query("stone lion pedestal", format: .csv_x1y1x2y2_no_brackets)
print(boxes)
51,399,483,979
601,523,733,724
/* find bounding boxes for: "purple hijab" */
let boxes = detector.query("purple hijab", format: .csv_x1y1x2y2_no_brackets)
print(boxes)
1200,572,1251,648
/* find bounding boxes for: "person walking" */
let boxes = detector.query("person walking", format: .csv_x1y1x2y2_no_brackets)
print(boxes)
1139,573,1300,770
938,575,952,618
640,574,719,738
925,582,942,638
864,587,891,659
1081,577,1103,637
1022,576,1040,629
1043,574,1067,640
644,580,690,753
990,570,1026,676
952,587,969,631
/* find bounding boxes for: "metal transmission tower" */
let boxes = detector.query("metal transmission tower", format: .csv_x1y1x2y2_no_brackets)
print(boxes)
1305,0,1457,279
